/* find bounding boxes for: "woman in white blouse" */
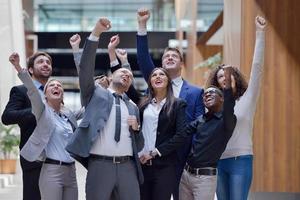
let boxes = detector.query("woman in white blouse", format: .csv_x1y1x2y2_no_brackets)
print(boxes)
138,67,187,200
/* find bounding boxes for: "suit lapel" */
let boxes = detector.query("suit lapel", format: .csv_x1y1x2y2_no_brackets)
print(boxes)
179,80,189,100
61,108,77,131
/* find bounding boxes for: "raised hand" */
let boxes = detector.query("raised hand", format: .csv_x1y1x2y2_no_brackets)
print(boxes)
255,16,267,31
9,52,22,72
223,65,236,89
69,34,81,51
108,35,120,51
95,75,110,89
115,49,128,64
92,17,111,37
137,8,150,28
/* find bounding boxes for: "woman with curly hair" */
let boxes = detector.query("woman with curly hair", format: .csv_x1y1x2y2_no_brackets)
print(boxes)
206,16,267,200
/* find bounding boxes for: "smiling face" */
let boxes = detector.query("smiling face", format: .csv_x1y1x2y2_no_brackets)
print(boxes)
44,79,64,104
150,68,169,91
29,55,52,80
111,68,133,92
203,87,223,112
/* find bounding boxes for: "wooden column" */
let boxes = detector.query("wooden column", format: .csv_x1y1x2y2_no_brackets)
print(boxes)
223,0,300,192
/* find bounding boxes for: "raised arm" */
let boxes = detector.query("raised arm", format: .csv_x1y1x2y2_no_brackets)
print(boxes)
79,18,111,107
8,53,45,120
116,49,131,69
69,34,82,73
222,66,237,134
136,8,155,81
107,35,142,104
246,16,266,102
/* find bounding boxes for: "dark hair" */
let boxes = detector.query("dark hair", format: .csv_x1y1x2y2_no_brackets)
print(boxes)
163,47,184,61
206,64,248,100
27,52,52,71
139,68,175,117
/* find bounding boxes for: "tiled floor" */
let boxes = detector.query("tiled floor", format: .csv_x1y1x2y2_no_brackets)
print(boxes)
0,160,87,200
1,160,299,200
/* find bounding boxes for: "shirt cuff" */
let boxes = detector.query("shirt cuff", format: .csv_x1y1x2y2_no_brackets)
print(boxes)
137,28,147,36
110,59,119,67
88,34,99,41
155,148,162,157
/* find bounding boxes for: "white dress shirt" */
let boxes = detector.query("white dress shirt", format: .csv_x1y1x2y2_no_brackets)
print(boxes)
90,88,133,156
139,98,166,157
172,76,184,98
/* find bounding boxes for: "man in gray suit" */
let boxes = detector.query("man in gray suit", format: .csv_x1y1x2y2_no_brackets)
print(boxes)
66,18,144,200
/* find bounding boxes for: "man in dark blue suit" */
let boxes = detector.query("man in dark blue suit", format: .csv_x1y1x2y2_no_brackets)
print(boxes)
136,8,205,200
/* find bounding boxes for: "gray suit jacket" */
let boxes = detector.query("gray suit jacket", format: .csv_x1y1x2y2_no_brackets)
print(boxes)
19,71,79,162
66,38,144,184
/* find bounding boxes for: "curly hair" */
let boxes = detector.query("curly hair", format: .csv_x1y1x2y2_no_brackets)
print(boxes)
206,64,248,100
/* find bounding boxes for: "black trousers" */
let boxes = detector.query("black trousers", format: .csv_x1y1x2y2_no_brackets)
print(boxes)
22,166,42,200
140,164,176,200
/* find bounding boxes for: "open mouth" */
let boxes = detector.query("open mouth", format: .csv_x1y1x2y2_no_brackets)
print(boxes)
52,91,60,96
205,97,214,104
155,79,162,84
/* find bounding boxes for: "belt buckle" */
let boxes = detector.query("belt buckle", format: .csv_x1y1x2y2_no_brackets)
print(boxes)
195,168,200,175
113,157,121,164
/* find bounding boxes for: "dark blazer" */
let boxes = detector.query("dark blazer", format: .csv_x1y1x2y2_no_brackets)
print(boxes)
1,85,42,170
136,34,205,165
139,98,187,166
66,39,144,184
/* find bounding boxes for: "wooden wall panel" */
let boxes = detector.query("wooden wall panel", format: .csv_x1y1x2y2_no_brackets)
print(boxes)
240,0,300,192
223,0,242,67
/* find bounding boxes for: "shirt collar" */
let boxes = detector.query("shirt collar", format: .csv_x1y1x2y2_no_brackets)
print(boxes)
203,110,222,120
151,98,166,106
172,76,183,87
108,88,125,99
33,79,43,90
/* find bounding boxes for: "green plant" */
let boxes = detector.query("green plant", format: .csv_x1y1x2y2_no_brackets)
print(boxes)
194,52,222,69
0,123,20,159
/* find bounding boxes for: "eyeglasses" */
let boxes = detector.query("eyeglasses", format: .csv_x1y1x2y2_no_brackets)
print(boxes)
203,88,223,97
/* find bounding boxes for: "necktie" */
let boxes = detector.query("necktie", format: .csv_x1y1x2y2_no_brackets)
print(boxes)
113,93,122,142
39,85,44,91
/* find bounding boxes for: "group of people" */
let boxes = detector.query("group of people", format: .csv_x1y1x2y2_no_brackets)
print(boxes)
1,8,266,200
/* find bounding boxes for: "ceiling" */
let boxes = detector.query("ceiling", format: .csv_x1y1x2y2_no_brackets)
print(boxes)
33,0,223,32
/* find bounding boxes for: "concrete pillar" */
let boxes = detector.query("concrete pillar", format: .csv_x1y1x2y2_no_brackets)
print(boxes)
0,0,26,113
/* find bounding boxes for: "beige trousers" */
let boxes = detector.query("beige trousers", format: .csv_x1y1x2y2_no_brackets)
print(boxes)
179,169,217,200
